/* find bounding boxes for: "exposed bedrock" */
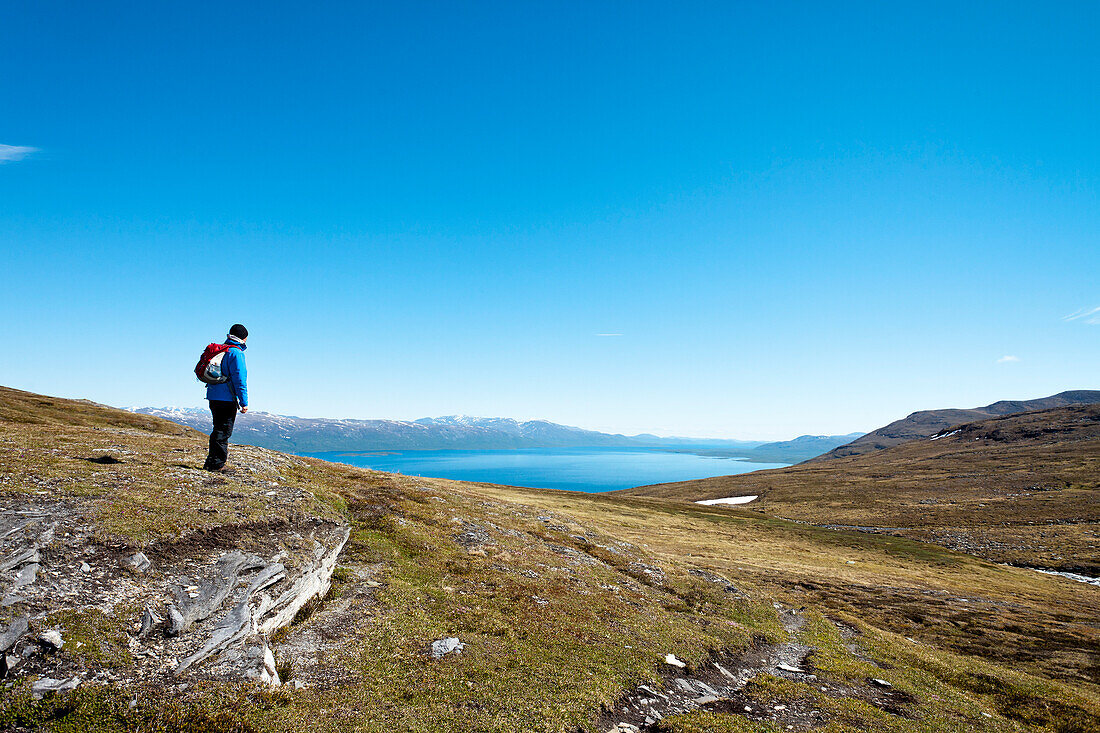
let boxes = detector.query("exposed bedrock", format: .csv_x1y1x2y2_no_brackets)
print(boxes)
0,498,350,689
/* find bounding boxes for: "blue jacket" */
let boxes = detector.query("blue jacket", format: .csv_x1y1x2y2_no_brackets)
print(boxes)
206,339,248,406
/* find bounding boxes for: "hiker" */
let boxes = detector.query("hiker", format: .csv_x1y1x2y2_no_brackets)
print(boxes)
203,324,249,472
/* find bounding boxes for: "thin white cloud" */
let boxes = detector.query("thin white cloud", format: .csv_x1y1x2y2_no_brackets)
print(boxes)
0,144,38,163
595,333,623,337
996,355,1020,363
1063,306,1100,325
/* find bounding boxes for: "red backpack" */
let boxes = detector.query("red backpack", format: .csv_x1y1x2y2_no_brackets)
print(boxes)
194,343,240,385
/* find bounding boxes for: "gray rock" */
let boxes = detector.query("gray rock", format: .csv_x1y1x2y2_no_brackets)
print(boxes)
870,678,893,688
139,607,161,637
693,680,719,696
80,561,91,573
38,630,63,651
430,637,464,658
124,552,152,574
165,603,185,636
31,676,80,697
0,617,28,653
0,549,40,572
13,563,39,589
168,551,266,635
255,529,348,635
242,643,280,686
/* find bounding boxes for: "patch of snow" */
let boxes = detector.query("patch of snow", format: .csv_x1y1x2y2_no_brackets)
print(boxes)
929,429,960,441
1030,568,1100,587
695,495,759,506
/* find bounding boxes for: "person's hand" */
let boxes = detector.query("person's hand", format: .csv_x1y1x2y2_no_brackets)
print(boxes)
240,406,249,414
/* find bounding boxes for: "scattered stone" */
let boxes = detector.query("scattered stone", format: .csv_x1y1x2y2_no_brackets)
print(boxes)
664,653,686,668
165,604,186,636
777,663,803,673
32,676,80,697
38,630,63,651
695,695,719,705
430,637,464,659
870,678,893,688
452,523,491,547
139,607,161,637
80,561,91,573
693,680,719,696
124,552,152,574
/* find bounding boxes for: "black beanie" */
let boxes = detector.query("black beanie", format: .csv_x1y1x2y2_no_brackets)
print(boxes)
229,323,249,340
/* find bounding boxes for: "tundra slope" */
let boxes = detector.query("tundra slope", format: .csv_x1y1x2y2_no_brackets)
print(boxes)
0,386,1097,732
622,403,1100,575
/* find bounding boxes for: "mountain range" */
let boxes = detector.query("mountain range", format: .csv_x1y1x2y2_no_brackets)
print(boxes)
127,408,869,463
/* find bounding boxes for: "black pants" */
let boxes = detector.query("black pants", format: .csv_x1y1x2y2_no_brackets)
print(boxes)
204,400,238,470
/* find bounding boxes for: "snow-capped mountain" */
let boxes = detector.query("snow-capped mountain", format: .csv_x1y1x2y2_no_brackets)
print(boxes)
126,408,718,452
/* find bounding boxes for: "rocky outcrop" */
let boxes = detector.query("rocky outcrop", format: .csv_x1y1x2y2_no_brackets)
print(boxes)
0,460,349,691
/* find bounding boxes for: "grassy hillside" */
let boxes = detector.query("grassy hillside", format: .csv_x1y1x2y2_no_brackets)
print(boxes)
0,388,1097,732
808,390,1100,463
622,404,1100,575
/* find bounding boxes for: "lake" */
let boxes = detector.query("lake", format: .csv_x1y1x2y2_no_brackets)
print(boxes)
301,447,788,493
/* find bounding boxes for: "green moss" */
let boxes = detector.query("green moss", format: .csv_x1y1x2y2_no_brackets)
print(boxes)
0,682,264,733
45,609,135,669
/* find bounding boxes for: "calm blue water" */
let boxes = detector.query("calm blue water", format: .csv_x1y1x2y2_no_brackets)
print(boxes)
302,447,788,493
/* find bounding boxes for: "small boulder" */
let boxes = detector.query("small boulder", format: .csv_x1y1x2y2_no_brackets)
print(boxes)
870,678,893,688
124,552,152,574
31,676,80,698
430,637,464,659
38,630,63,651
664,653,686,668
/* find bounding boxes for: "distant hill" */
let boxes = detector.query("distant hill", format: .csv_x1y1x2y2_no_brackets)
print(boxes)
621,402,1100,574
808,390,1100,462
127,407,766,453
688,432,865,464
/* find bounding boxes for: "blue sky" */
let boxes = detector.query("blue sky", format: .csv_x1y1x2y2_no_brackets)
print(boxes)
1,1,1097,439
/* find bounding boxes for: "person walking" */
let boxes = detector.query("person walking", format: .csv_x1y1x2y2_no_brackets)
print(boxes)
203,324,249,472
